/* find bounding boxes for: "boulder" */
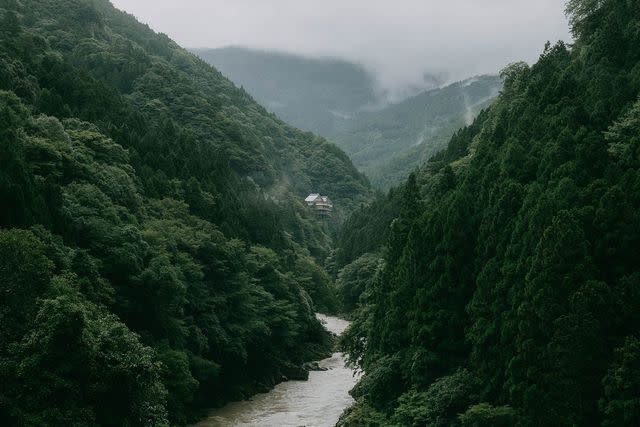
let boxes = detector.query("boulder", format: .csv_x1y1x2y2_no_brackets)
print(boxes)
303,361,329,372
281,362,309,381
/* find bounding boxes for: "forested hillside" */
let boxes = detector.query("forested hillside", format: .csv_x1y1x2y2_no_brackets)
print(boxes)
333,75,502,189
195,47,498,190
337,0,640,425
193,47,379,138
0,0,371,424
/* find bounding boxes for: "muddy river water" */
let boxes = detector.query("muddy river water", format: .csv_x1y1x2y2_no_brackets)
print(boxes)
194,314,358,427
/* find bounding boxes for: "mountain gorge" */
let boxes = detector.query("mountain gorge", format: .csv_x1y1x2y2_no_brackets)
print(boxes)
2,0,640,426
195,47,501,189
0,0,370,424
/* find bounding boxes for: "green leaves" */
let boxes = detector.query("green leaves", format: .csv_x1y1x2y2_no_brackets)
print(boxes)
566,0,606,37
336,253,382,313
392,370,478,427
458,403,516,427
336,1,640,425
17,294,169,427
0,229,53,345
607,98,640,168
0,1,350,420
600,336,640,426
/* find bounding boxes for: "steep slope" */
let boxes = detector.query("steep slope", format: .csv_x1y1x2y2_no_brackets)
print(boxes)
194,46,501,190
0,0,371,425
337,0,640,426
192,46,379,137
334,75,502,189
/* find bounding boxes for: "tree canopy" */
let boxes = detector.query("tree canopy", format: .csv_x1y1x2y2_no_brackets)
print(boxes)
337,0,640,425
0,0,371,424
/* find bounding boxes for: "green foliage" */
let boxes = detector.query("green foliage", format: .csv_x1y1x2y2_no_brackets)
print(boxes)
0,229,53,344
333,76,502,189
337,254,380,369
391,370,478,427
606,98,640,167
351,354,406,411
566,0,606,37
12,294,169,427
336,399,390,427
195,47,502,190
0,0,371,424
294,255,340,313
0,231,168,426
458,403,517,427
337,1,640,425
334,189,402,269
600,335,640,426
336,253,382,313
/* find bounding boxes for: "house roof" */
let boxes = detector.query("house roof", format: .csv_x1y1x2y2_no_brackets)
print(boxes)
305,193,320,202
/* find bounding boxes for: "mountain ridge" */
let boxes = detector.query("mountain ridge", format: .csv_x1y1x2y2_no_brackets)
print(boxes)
334,74,502,188
335,1,640,425
192,46,380,138
195,46,501,189
0,0,371,424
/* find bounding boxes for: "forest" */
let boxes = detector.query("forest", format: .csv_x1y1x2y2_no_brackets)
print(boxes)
0,0,371,425
3,0,640,426
335,0,640,425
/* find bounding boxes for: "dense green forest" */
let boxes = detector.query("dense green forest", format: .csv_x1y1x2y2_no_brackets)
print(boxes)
336,0,640,425
333,75,502,189
0,0,372,424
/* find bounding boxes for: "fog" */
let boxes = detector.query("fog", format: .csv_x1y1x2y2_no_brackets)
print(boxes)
111,0,572,98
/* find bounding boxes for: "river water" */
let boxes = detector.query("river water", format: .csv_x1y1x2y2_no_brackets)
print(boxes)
194,314,358,427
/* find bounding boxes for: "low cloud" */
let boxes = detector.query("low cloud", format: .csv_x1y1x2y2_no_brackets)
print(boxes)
111,0,572,95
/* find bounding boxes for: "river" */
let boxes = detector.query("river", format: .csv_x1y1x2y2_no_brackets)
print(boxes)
194,314,359,427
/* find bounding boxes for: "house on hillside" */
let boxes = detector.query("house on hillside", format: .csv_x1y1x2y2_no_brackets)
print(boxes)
305,193,333,216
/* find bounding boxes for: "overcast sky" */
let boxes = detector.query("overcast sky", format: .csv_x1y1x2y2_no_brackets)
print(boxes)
110,0,571,93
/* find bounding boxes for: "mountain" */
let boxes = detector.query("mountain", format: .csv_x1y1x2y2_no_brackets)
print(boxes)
0,0,371,425
333,75,502,188
194,47,500,189
335,1,640,426
192,46,379,137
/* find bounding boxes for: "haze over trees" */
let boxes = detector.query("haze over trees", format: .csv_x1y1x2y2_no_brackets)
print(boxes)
335,0,640,425
333,75,502,189
196,47,501,189
0,0,371,424
193,47,380,138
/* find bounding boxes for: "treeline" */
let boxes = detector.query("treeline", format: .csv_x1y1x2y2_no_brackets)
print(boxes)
0,0,371,425
336,1,640,426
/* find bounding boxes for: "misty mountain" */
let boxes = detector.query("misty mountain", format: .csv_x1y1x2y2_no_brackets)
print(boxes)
335,75,502,188
192,46,379,137
195,47,500,189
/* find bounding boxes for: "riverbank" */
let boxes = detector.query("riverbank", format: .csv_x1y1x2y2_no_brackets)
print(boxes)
194,314,358,426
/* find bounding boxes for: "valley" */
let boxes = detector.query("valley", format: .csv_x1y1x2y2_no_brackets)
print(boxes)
195,46,502,189
195,314,357,427
1,1,639,427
